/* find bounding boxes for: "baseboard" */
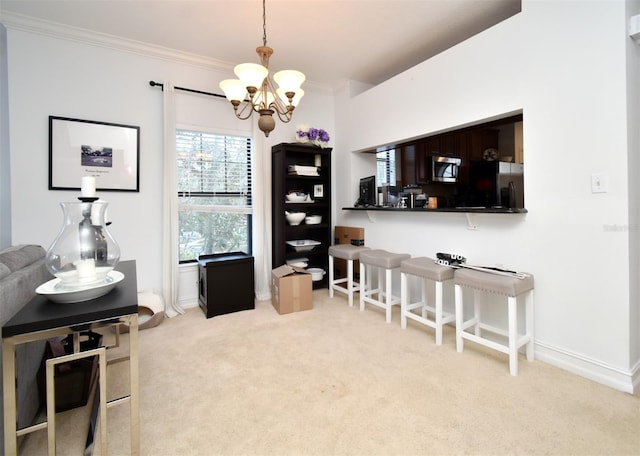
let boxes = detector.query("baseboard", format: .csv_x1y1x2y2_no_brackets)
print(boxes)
632,359,640,394
535,341,637,394
179,297,199,309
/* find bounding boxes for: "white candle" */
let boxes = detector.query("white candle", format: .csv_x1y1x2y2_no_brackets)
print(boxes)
74,259,97,281
81,176,96,197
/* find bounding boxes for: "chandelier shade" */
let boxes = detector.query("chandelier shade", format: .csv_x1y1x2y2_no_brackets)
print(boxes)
219,0,304,137
234,63,269,91
273,70,305,93
219,79,247,104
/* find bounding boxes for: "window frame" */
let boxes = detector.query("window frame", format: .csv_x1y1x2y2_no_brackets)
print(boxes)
176,127,254,263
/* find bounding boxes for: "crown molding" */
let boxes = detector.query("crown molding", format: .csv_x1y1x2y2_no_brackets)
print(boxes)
0,11,233,73
0,11,333,93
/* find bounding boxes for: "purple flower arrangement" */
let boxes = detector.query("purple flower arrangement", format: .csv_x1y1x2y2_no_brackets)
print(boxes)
296,124,330,148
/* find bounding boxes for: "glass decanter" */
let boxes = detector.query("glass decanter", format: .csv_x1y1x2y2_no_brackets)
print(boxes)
45,201,120,290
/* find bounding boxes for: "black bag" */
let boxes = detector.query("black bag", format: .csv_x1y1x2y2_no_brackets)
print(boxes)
37,331,103,413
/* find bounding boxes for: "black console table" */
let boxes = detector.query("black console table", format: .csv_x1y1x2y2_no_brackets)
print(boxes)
2,260,139,455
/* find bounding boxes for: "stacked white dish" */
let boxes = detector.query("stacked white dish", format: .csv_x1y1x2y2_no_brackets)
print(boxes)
288,165,319,176
286,257,309,268
286,192,309,202
286,240,321,252
304,215,322,224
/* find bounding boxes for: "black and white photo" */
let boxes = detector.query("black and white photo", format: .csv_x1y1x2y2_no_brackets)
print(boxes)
49,116,140,192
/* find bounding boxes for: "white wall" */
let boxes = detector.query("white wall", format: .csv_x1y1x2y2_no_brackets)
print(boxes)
3,23,334,300
3,1,638,393
334,0,639,392
626,0,640,371
0,24,11,248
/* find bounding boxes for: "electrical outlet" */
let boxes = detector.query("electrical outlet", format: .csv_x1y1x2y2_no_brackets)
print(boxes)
591,173,608,193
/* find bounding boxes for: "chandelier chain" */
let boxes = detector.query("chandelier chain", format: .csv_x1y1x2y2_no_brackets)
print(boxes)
262,0,267,47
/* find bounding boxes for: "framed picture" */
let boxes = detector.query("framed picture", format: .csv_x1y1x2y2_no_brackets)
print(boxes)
313,184,324,198
49,116,140,192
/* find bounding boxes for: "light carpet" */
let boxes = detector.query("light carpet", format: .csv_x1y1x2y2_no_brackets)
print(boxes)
20,290,640,455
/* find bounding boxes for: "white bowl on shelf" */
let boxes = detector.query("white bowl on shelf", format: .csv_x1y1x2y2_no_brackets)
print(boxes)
286,239,321,252
285,211,306,225
304,215,322,225
306,268,326,281
287,257,309,268
286,193,309,202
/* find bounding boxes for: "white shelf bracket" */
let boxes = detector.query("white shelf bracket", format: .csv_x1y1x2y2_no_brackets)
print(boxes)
366,210,376,223
466,213,478,230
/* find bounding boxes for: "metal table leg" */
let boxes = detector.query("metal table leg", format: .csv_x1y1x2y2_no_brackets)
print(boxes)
3,338,18,455
46,347,107,456
127,314,140,455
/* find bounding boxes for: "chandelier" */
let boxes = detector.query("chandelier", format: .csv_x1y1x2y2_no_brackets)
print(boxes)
219,0,305,137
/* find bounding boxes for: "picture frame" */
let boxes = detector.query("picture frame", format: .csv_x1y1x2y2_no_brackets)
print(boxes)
49,116,140,192
313,184,324,198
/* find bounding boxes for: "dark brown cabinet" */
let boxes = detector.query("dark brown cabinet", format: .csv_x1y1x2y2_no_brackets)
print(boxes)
272,143,332,289
400,142,417,184
468,129,499,162
391,115,519,188
198,252,255,318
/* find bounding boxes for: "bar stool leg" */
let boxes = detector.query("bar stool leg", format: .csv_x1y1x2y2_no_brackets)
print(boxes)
346,259,354,306
526,289,535,361
328,254,335,298
455,284,463,352
508,296,518,376
385,268,393,323
421,279,428,319
435,280,444,346
473,290,481,337
400,272,408,329
359,262,366,311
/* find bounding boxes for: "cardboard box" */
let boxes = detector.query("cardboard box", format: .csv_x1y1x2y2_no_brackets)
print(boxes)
333,226,365,279
271,265,313,314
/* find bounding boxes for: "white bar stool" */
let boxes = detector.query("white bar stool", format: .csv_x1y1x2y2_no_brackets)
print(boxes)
400,257,455,345
454,268,534,375
359,249,410,323
328,244,370,306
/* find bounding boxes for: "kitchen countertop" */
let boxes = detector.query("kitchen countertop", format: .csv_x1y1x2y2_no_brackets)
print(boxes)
343,206,528,214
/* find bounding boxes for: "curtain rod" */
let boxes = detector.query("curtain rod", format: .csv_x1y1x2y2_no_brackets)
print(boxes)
149,80,226,99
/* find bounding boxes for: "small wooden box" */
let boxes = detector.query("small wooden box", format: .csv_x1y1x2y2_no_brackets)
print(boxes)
333,226,365,279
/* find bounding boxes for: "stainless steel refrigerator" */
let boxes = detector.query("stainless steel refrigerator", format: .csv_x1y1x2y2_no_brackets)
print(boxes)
469,161,524,209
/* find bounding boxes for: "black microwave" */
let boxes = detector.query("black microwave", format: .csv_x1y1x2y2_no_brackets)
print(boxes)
432,156,461,183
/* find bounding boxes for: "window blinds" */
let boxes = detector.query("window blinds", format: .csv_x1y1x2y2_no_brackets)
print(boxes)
176,130,252,212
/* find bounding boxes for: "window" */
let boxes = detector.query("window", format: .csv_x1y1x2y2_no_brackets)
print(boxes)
377,149,396,186
176,129,252,262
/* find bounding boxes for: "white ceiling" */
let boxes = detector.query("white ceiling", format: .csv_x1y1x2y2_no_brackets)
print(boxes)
0,0,521,89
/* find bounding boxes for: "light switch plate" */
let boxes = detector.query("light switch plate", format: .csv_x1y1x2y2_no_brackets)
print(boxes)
591,173,608,193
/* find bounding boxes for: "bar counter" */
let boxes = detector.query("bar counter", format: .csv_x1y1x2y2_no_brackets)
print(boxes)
343,206,528,214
